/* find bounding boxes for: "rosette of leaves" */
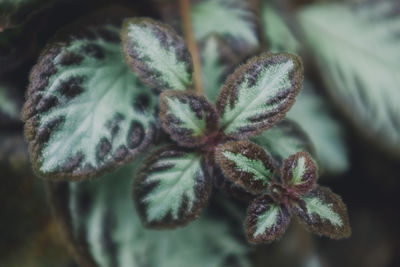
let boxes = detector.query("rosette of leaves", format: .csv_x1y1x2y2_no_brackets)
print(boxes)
121,17,303,228
215,146,351,244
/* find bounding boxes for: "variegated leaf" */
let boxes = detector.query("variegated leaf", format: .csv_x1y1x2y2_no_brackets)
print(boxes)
299,0,400,157
216,53,303,138
159,90,218,147
292,186,351,239
21,11,158,180
287,82,349,174
250,119,314,165
49,156,250,267
191,0,258,53
134,146,211,228
245,195,291,244
281,152,317,194
121,17,193,91
199,35,237,103
215,140,276,194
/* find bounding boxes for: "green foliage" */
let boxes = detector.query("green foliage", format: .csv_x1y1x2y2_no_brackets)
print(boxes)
22,10,158,180
0,83,19,120
299,0,400,155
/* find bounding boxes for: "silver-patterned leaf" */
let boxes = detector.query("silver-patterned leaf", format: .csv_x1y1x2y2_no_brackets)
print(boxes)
134,146,211,228
160,90,218,147
122,17,193,91
215,140,276,194
299,0,400,157
22,10,158,180
216,53,303,138
250,119,314,165
291,186,351,239
287,82,349,174
191,0,258,53
199,35,237,103
281,152,317,194
245,195,291,244
48,158,250,267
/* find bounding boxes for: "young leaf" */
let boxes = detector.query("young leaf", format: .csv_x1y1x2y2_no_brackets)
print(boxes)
199,35,237,103
281,152,317,194
191,0,258,53
121,17,193,91
299,0,400,156
21,11,158,180
215,140,276,194
245,195,291,244
159,90,218,147
292,186,351,239
216,53,303,138
49,157,250,267
134,146,211,228
250,119,314,165
287,82,349,174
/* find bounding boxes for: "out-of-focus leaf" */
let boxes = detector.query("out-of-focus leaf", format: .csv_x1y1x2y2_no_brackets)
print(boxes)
261,1,299,53
49,157,251,267
122,17,193,91
199,35,236,103
215,140,276,194
134,146,211,228
250,119,314,165
298,0,400,157
159,90,218,147
287,83,349,174
0,82,19,122
217,53,302,138
22,10,158,180
191,0,258,53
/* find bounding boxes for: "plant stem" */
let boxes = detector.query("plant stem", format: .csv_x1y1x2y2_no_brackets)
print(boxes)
179,0,204,94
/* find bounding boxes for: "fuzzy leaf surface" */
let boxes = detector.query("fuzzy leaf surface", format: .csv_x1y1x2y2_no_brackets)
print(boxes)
215,140,276,194
299,0,400,156
200,35,236,103
49,157,250,267
22,12,157,180
134,146,211,228
292,186,351,239
251,119,314,165
245,195,290,244
287,82,348,174
217,53,302,138
122,18,193,91
191,0,258,52
282,152,317,194
160,90,218,147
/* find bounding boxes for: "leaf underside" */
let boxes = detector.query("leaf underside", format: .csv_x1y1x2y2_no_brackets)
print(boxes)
282,152,317,194
191,0,258,53
245,195,291,244
299,0,400,155
122,17,193,91
22,10,158,180
250,119,314,165
159,90,218,147
134,146,211,228
292,186,351,239
216,53,303,138
49,158,250,267
215,140,276,194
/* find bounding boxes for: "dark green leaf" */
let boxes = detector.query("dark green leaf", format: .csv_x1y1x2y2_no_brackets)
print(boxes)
122,17,193,91
245,195,291,244
291,186,351,239
215,140,276,194
134,146,211,228
159,90,218,147
216,53,303,138
21,10,157,180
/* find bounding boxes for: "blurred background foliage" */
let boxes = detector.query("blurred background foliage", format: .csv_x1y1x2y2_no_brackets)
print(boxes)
1,0,399,266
